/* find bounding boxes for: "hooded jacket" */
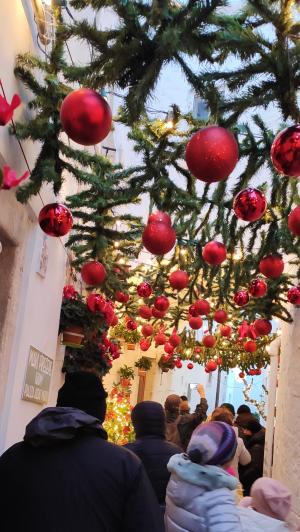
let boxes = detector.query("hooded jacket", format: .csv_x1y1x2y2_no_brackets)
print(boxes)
238,507,290,531
0,407,164,532
239,428,265,495
165,454,242,532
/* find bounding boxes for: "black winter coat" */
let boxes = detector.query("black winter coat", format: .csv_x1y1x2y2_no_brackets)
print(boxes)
239,428,266,496
0,407,164,532
125,435,180,504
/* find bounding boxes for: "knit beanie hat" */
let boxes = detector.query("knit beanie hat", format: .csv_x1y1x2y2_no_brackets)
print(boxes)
240,477,292,521
187,421,237,466
164,394,181,413
131,401,166,438
57,371,107,422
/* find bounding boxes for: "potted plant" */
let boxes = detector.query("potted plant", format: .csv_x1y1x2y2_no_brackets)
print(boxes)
110,322,141,350
59,290,89,347
119,365,135,387
135,356,152,376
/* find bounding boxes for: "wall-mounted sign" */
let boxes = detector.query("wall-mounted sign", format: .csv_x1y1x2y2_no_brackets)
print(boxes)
22,346,53,405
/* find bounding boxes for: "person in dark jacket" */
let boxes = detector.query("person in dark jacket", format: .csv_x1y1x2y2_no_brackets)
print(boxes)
239,417,266,496
0,371,164,532
164,384,208,450
125,401,180,505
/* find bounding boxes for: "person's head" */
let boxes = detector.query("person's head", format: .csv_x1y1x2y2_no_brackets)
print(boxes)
237,404,251,415
187,421,237,467
164,394,181,415
240,477,292,521
180,397,190,414
221,403,235,417
180,395,188,401
131,401,166,438
241,417,262,437
211,407,234,426
56,371,107,422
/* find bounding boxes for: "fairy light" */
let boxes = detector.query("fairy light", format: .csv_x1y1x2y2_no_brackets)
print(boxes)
114,241,119,248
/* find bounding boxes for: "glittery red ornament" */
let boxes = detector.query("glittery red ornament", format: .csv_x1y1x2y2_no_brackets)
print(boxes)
169,331,181,348
142,324,154,337
81,261,106,286
187,362,194,370
194,346,202,354
154,295,170,312
175,359,182,369
253,319,272,336
233,290,249,306
126,319,138,331
287,286,300,305
248,369,256,376
148,211,172,226
206,360,218,372
288,205,300,236
217,357,223,366
270,124,300,177
220,325,232,337
194,299,211,315
203,334,216,348
140,339,151,352
189,316,203,330
60,89,112,146
115,291,129,304
137,282,152,298
205,368,210,373
233,188,267,222
249,278,267,298
142,221,176,255
164,342,175,355
239,372,245,379
214,309,228,323
259,255,284,279
169,270,189,290
185,126,239,183
202,241,227,266
255,369,262,376
152,307,166,319
162,354,172,363
110,314,118,327
154,331,167,346
189,304,200,317
138,305,152,320
86,293,106,313
244,340,257,353
38,203,73,237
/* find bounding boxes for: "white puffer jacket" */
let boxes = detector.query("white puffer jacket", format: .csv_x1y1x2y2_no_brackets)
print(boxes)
165,454,242,532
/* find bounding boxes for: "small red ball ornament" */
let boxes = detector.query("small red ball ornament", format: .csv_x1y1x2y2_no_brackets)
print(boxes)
110,314,118,327
60,89,112,146
139,305,152,320
214,309,228,323
189,304,200,317
140,339,151,352
220,325,232,337
169,331,181,348
189,316,203,330
205,368,210,373
259,255,284,279
203,334,217,348
169,270,189,290
253,319,272,336
142,214,176,255
249,278,267,298
86,293,106,313
233,188,267,222
233,290,249,306
194,299,211,315
115,291,129,304
270,124,300,177
152,307,166,319
155,331,167,346
288,206,300,236
126,319,138,331
164,342,175,355
287,286,300,305
187,362,194,370
154,295,170,312
216,357,223,366
185,126,239,183
38,203,73,237
206,360,218,372
81,261,106,286
148,211,172,226
175,359,182,369
142,324,154,337
137,282,152,298
239,372,245,379
202,241,227,266
244,340,257,353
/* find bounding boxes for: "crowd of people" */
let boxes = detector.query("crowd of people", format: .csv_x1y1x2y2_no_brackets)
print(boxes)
0,371,295,531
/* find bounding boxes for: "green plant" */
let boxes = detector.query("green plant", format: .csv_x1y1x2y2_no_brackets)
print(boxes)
119,365,135,380
135,357,152,371
59,296,91,332
62,342,111,377
110,322,141,344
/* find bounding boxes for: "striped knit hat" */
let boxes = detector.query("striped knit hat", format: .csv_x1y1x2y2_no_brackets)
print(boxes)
187,421,237,466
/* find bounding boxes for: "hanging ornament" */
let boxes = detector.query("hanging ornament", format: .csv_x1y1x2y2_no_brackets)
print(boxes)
287,286,300,305
189,316,203,330
233,188,267,222
238,320,257,339
220,325,232,337
154,295,170,312
152,307,166,319
233,290,249,306
169,330,181,348
189,304,200,317
115,291,130,304
213,309,228,323
239,372,245,379
110,314,118,327
194,299,211,315
202,241,227,266
216,357,223,366
206,360,218,372
248,369,256,376
249,278,267,298
259,255,284,279
0,165,29,190
169,270,189,290
203,334,217,348
244,340,257,353
288,206,300,236
141,324,154,337
81,261,106,286
164,342,175,355
137,281,152,298
270,125,300,177
185,126,239,183
0,93,21,126
86,293,106,313
154,331,167,346
142,213,176,255
175,359,182,369
60,89,112,146
126,319,138,331
138,305,152,320
38,203,73,237
140,339,151,352
187,362,194,370
148,211,172,226
253,319,272,336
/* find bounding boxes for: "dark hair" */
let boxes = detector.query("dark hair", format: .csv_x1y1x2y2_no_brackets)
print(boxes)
221,403,235,416
180,395,188,401
237,404,251,415
242,417,262,434
211,407,233,426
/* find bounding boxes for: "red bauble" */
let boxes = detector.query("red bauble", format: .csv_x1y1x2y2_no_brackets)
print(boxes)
189,304,200,317
255,369,262,376
194,299,211,315
220,325,232,337
202,241,227,266
233,188,267,222
239,372,245,379
164,342,175,355
110,314,118,327
142,324,154,337
155,331,167,346
214,309,228,323
249,278,267,298
270,124,300,177
126,319,138,331
154,295,170,312
203,334,216,348
288,206,300,236
60,89,112,146
169,270,189,290
216,357,223,365
205,368,210,373
185,126,239,183
115,291,129,304
138,305,152,320
175,359,182,369
259,255,284,279
152,307,166,319
244,340,257,353
81,261,106,286
142,222,176,255
233,290,249,306
189,316,203,330
253,319,272,336
287,286,300,305
248,369,256,376
194,346,202,354
86,293,106,313
169,331,181,348
137,281,152,298
140,339,151,352
148,211,172,226
38,203,73,237
206,360,218,372
187,362,194,370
